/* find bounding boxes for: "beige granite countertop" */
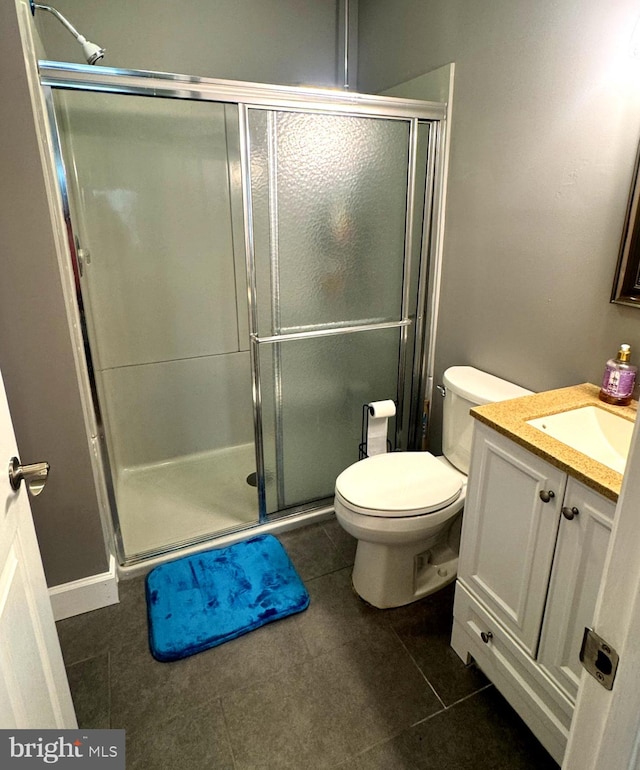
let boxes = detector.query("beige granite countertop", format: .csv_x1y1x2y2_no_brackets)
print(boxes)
471,383,637,501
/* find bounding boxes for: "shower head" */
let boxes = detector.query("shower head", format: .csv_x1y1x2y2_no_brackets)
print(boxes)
30,2,105,65
79,38,105,66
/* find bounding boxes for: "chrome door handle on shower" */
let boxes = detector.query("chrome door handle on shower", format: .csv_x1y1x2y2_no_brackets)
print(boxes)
8,457,50,497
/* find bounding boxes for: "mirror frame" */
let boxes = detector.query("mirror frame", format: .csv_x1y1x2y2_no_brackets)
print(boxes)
612,145,640,307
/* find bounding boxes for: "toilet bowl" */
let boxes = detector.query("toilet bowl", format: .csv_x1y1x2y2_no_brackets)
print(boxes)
334,366,532,609
334,453,466,608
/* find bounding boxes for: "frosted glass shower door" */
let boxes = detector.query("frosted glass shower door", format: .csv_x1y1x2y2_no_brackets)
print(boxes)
247,109,423,514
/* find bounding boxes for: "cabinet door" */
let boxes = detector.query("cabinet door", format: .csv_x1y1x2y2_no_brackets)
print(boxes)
537,478,615,701
458,422,566,655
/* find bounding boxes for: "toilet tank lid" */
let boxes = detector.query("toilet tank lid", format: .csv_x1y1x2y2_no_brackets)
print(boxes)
443,366,533,405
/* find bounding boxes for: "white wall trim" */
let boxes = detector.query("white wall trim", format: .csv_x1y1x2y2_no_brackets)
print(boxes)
48,554,119,621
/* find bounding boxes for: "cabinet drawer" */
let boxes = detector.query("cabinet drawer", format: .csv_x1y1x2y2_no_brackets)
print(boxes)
452,582,572,765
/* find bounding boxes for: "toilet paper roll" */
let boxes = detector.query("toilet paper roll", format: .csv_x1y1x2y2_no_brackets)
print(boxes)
366,399,396,456
368,400,396,419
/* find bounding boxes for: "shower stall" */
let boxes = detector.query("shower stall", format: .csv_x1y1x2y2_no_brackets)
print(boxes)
39,62,446,566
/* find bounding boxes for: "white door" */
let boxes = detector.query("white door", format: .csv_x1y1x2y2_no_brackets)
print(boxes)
0,368,76,728
563,414,640,769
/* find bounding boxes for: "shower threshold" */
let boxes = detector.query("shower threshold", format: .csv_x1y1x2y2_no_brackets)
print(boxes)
116,443,259,559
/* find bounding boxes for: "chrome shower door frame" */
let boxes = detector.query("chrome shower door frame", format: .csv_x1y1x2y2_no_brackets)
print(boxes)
39,61,447,564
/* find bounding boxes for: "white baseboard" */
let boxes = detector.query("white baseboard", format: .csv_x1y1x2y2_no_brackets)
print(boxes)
49,554,119,621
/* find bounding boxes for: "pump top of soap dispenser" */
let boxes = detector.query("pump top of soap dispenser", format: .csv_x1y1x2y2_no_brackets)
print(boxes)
618,344,631,362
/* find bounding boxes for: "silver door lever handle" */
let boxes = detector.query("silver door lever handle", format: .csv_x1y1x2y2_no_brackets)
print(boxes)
8,457,49,497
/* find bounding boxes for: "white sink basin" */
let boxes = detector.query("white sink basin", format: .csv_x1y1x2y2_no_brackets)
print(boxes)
526,406,634,474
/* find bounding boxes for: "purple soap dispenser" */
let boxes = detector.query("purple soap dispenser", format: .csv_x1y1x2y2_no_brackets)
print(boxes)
599,344,637,406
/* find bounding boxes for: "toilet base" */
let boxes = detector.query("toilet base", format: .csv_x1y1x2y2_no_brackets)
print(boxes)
351,534,458,609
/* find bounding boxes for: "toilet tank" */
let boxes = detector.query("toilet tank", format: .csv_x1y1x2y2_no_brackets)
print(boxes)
442,366,533,474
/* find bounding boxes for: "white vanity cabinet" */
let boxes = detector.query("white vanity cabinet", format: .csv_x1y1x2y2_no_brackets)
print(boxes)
451,420,616,764
536,477,615,700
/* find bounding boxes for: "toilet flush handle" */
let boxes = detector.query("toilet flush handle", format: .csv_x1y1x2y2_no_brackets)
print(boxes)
436,385,446,398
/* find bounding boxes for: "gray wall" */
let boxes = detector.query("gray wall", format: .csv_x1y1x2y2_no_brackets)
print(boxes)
34,0,341,86
358,0,640,451
1,1,108,586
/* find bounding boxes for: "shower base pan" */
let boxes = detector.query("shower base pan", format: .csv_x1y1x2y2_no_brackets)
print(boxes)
116,442,259,559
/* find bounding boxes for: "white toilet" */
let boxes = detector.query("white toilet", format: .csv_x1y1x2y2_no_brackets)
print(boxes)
334,366,532,608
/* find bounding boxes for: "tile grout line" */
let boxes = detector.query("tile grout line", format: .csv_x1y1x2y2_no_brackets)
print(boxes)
64,651,110,669
445,681,494,710
409,682,495,729
330,721,409,769
306,562,355,582
389,625,447,711
331,713,428,769
280,529,353,583
321,521,357,559
330,682,497,767
219,696,239,770
292,612,315,660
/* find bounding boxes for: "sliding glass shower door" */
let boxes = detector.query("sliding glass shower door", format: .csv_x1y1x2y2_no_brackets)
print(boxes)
43,63,442,565
51,90,259,561
246,109,430,515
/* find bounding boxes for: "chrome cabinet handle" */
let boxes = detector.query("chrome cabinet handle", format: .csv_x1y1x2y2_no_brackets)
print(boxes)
8,457,49,497
480,631,493,644
562,506,579,520
539,489,555,503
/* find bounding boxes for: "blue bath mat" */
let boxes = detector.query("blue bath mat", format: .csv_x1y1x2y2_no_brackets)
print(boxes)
146,534,310,662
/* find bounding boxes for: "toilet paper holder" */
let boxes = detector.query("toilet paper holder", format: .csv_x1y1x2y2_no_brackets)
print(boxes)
359,402,394,459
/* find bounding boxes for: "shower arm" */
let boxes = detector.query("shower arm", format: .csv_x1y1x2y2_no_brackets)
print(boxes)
30,2,105,64
33,3,83,41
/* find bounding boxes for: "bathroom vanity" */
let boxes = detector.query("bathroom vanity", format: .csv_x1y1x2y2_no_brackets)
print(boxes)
451,384,636,765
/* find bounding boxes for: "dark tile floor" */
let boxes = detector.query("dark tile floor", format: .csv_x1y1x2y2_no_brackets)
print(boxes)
56,518,559,769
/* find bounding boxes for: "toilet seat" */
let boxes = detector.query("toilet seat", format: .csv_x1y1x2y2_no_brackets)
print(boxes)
335,452,463,518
